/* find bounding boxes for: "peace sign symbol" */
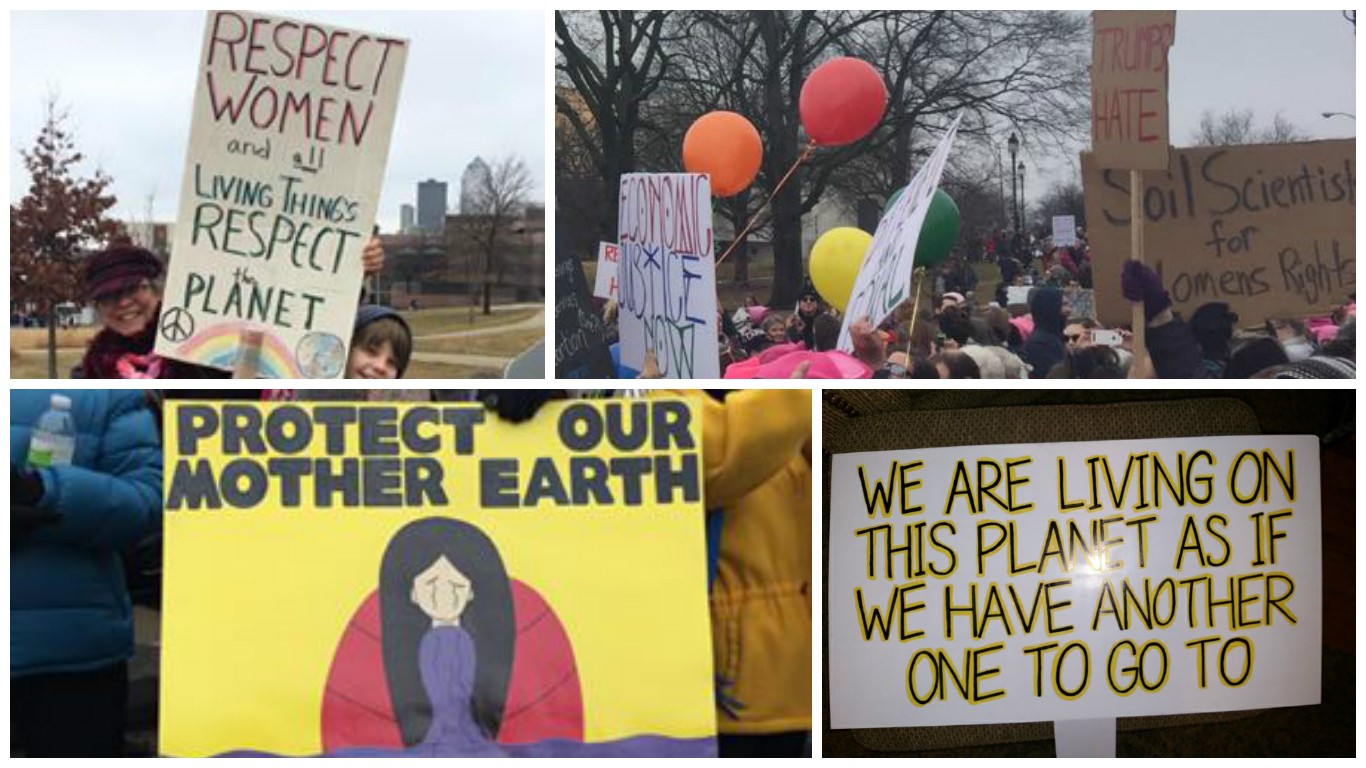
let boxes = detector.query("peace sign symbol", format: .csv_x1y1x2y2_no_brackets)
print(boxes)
160,307,196,343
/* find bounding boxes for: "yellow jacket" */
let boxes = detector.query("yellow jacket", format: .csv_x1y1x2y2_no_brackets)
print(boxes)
675,389,813,735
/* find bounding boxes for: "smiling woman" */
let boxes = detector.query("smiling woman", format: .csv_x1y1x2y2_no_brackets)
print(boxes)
78,242,232,380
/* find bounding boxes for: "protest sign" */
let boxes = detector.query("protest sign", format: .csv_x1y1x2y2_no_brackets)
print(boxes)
828,435,1321,729
1091,11,1176,171
1065,288,1095,324
838,114,962,352
1053,216,1077,248
616,173,719,379
594,242,620,300
553,250,614,378
1084,141,1355,327
157,11,408,377
160,397,715,757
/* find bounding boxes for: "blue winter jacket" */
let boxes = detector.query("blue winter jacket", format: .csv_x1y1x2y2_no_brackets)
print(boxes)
10,390,162,678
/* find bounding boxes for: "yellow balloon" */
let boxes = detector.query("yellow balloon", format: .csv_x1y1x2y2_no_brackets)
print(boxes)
808,227,873,312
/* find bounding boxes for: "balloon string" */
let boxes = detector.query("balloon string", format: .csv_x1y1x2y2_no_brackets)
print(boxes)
715,144,818,266
907,266,926,359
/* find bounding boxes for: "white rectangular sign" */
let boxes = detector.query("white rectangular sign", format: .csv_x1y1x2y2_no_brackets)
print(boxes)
1053,215,1077,248
839,114,962,352
829,435,1321,728
158,11,408,377
616,173,719,379
594,241,620,301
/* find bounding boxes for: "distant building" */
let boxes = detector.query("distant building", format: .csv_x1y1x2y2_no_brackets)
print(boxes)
460,157,493,215
400,204,415,234
417,179,448,234
123,221,174,264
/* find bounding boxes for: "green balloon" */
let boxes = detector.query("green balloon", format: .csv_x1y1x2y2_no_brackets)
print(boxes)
881,187,904,218
879,187,960,268
913,188,960,268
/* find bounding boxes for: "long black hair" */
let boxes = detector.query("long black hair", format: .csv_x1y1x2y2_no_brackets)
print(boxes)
379,518,515,746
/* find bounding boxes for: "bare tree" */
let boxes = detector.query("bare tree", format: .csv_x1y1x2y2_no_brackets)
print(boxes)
555,11,676,246
1030,180,1086,232
11,97,122,377
453,155,533,315
661,10,1090,305
1193,109,1308,146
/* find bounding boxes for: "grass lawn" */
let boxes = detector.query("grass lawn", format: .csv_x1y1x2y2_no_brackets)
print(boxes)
11,348,86,379
400,306,540,338
11,327,98,351
419,327,545,358
403,360,502,379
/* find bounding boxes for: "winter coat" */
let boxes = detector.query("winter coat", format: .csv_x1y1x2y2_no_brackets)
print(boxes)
1146,318,1212,379
690,390,813,735
11,390,163,677
1022,288,1066,378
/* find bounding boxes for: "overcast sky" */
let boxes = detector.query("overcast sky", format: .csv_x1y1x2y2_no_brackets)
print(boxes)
9,10,546,231
10,11,1355,224
1020,10,1356,197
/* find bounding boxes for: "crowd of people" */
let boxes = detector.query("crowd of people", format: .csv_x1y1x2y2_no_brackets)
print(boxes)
11,389,812,758
594,228,1354,380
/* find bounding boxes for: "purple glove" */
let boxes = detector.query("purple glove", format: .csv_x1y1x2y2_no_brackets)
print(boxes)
1121,261,1172,322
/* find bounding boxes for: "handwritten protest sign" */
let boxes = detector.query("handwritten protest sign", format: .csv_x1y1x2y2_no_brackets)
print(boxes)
554,250,614,378
616,173,719,379
161,398,715,757
594,242,620,300
157,11,408,377
828,435,1321,728
1084,141,1355,327
838,114,962,352
1052,216,1077,248
1091,11,1176,171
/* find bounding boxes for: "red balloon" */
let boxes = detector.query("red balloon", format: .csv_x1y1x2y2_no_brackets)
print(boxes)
799,58,887,146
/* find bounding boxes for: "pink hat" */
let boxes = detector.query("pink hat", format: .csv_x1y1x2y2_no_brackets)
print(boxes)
724,348,873,379
1009,314,1035,339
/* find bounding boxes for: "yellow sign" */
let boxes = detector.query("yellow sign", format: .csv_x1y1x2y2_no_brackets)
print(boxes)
160,397,715,757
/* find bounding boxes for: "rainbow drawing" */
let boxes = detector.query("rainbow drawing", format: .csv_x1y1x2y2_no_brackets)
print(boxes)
176,323,304,378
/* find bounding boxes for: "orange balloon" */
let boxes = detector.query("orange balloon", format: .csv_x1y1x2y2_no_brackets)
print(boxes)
682,111,762,197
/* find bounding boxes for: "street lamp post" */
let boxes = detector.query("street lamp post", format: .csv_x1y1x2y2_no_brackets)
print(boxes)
1018,161,1027,238
1008,132,1020,256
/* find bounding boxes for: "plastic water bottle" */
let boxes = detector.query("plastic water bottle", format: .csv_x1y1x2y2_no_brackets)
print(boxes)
28,394,77,468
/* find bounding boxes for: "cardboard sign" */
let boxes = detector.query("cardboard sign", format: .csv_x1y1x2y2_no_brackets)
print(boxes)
1091,11,1176,171
839,114,962,352
1083,141,1355,327
828,435,1321,729
158,11,408,377
1053,216,1078,248
616,173,720,379
553,250,614,378
593,242,620,300
160,398,715,757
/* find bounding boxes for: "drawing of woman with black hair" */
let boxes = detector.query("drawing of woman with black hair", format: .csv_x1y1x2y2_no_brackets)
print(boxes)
232,516,715,757
378,517,513,756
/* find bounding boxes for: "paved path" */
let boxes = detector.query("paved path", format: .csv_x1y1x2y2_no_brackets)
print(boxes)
410,351,514,369
413,308,545,341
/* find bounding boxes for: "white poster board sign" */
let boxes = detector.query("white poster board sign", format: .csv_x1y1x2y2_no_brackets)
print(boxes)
839,114,962,352
593,241,620,300
616,173,719,378
158,11,408,377
828,435,1321,729
1053,216,1077,248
